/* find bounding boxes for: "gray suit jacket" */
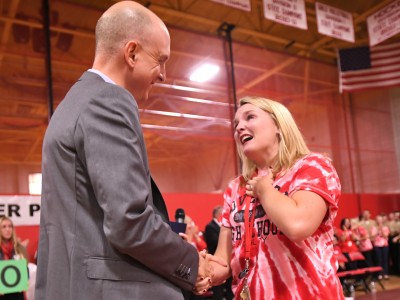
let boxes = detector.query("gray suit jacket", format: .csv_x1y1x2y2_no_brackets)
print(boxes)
35,71,199,299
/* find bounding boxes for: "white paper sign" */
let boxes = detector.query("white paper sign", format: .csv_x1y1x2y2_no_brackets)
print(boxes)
0,196,41,226
263,0,307,30
367,0,400,46
315,2,354,42
212,0,251,12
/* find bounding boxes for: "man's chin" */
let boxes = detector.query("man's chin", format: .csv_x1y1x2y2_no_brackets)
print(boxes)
134,94,147,102
143,90,152,102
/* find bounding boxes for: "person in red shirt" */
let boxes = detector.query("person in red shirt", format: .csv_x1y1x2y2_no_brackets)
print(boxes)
194,96,344,300
336,218,361,270
353,217,374,267
0,217,27,300
185,215,207,252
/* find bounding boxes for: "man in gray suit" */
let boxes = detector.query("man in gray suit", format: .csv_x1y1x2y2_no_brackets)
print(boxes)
35,1,216,299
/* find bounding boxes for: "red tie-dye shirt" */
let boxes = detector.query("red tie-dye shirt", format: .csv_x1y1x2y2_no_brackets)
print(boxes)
221,153,344,300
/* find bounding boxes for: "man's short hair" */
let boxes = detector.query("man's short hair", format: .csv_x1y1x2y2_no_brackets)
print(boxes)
212,205,223,218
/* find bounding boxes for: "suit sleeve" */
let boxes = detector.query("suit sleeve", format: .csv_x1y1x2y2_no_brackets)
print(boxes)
74,84,199,290
34,207,49,298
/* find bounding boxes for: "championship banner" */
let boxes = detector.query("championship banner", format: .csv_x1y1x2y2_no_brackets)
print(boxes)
315,2,354,43
263,0,307,30
367,0,400,46
212,0,251,12
0,259,28,294
0,196,41,226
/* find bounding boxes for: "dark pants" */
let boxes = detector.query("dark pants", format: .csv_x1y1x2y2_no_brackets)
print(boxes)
211,276,233,300
389,238,399,274
361,249,374,267
182,290,204,300
0,293,24,300
374,246,389,275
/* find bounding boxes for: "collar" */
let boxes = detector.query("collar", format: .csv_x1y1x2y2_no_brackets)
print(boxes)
88,69,115,84
213,218,221,226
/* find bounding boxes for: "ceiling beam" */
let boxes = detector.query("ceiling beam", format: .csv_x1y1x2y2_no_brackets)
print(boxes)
148,3,335,59
237,56,300,94
0,46,336,90
0,0,21,66
23,127,46,161
0,16,94,39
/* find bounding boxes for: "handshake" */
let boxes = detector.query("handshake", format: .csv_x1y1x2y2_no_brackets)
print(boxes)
193,250,230,295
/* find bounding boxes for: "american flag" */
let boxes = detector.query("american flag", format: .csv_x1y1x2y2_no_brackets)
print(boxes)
338,42,400,93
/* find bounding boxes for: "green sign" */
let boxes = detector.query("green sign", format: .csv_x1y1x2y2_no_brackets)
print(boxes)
0,259,28,294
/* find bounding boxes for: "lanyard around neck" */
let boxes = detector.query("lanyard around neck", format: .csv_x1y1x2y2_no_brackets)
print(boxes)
244,193,255,259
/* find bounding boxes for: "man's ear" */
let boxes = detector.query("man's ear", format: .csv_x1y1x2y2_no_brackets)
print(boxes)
124,40,138,68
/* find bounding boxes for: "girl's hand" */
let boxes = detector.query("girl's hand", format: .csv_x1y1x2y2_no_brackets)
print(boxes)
246,168,274,198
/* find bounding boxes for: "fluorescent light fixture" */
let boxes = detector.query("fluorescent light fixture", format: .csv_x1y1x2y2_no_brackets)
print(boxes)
29,173,42,195
189,63,220,82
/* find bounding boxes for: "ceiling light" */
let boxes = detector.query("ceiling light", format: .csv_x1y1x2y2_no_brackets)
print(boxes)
189,63,220,82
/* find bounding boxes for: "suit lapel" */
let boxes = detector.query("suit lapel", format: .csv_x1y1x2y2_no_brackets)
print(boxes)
151,177,170,223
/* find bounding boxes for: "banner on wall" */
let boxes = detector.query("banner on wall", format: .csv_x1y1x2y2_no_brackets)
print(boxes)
263,0,307,30
315,2,354,43
212,0,251,12
367,0,400,47
0,196,41,226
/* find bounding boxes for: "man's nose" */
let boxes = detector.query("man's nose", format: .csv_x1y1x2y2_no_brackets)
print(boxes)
159,65,166,82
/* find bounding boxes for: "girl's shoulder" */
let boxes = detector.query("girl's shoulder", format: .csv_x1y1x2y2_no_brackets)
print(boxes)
228,175,246,188
293,152,336,171
302,152,332,163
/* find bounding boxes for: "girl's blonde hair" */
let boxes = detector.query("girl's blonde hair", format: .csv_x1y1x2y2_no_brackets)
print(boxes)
237,96,310,180
0,216,26,259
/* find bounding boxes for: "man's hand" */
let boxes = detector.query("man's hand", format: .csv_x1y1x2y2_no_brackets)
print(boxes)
194,251,229,295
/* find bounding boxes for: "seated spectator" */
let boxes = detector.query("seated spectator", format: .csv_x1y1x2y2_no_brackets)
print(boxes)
353,217,374,267
184,215,207,252
359,210,376,236
336,218,361,270
0,217,27,300
333,234,347,271
387,212,400,275
371,214,390,280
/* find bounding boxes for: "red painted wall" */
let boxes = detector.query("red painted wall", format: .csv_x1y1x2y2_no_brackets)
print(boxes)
336,194,400,227
15,225,40,263
12,193,400,263
164,193,225,231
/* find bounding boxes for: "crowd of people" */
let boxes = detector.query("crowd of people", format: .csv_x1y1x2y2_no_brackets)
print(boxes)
335,210,400,280
7,206,400,299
